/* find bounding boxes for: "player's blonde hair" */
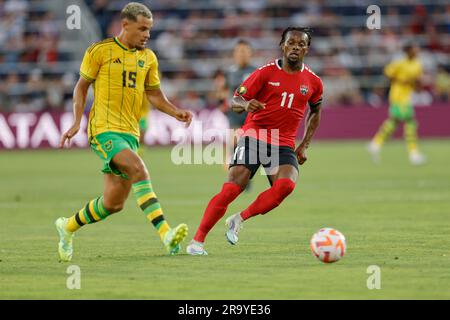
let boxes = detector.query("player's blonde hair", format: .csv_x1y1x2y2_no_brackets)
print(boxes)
120,2,152,21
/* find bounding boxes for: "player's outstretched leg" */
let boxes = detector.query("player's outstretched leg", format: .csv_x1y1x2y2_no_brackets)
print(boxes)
225,178,295,245
368,118,397,163
404,119,426,165
55,196,113,262
187,182,243,255
112,149,188,255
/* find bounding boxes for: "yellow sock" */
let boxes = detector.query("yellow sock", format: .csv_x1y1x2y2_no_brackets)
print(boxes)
132,180,171,241
65,196,111,233
404,120,419,154
373,118,397,147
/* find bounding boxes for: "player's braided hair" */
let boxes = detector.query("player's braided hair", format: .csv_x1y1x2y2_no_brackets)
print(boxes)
121,2,152,21
279,27,313,46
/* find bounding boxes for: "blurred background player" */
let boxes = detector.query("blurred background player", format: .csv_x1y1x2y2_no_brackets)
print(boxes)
223,39,256,188
225,39,255,132
368,43,426,165
55,2,192,261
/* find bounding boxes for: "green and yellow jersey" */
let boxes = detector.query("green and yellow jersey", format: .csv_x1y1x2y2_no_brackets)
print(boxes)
80,37,160,140
384,57,422,106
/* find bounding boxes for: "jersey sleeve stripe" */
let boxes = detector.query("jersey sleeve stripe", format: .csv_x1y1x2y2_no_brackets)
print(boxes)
309,98,323,107
145,84,161,90
80,71,95,82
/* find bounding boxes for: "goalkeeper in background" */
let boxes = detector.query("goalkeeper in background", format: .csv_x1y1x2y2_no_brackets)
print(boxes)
368,43,426,165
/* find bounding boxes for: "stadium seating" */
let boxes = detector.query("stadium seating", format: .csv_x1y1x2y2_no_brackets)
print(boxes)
0,0,449,112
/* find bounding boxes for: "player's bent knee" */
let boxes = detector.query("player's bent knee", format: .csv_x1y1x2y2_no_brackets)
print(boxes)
228,166,250,190
130,164,149,182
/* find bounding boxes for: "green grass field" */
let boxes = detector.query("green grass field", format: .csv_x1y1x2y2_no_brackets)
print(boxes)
1,140,449,299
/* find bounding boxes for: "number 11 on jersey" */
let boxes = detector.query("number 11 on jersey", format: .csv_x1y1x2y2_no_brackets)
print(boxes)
281,92,294,108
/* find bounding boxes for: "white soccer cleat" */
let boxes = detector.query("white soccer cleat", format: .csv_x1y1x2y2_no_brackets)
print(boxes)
225,213,244,245
409,151,426,166
186,240,208,255
55,217,74,262
367,141,381,164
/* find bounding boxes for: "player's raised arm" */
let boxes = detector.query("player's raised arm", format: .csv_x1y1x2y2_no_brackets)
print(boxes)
59,76,91,148
145,88,193,127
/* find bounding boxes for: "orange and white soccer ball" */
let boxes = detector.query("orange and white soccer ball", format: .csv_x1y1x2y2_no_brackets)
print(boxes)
310,228,346,263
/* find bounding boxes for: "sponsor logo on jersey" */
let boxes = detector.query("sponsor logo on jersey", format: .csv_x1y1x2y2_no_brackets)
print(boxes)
300,85,309,95
268,82,280,86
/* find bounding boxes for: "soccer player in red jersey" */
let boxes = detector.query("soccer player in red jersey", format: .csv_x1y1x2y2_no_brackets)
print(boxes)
187,27,324,255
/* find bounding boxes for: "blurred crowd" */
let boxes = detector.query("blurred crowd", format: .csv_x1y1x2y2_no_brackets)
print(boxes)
1,0,449,113
0,0,75,112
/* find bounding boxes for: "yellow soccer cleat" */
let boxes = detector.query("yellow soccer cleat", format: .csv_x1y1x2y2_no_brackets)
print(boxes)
163,224,188,255
55,217,74,262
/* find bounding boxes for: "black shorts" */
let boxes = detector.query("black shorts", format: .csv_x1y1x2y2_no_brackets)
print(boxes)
229,136,299,181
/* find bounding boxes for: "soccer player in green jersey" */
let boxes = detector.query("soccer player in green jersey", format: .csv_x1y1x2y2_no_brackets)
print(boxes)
56,2,193,261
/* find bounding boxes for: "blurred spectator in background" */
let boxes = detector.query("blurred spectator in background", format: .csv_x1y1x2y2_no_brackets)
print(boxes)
207,69,228,111
91,0,113,38
180,91,207,111
4,73,21,111
155,27,184,60
0,0,449,113
26,68,45,111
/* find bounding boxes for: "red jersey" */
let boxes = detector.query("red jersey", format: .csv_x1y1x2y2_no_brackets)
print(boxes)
234,59,323,149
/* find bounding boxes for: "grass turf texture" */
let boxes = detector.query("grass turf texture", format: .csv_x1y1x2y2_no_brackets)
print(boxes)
0,140,449,299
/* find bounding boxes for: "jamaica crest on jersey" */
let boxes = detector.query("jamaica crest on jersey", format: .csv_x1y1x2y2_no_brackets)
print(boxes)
300,85,309,95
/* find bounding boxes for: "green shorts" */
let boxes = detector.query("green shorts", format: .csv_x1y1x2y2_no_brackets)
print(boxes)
90,131,140,179
389,102,414,121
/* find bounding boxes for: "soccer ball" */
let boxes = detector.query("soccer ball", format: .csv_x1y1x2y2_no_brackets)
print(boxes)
310,228,346,263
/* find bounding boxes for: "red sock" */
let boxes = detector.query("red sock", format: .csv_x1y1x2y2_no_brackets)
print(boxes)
241,178,295,221
194,182,243,242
